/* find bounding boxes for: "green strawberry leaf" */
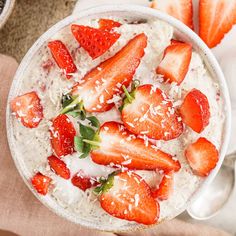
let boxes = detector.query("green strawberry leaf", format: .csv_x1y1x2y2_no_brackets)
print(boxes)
79,143,91,159
87,116,100,128
79,123,96,140
74,136,84,152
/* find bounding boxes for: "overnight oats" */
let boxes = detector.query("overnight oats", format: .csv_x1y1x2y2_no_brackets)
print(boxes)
9,17,225,229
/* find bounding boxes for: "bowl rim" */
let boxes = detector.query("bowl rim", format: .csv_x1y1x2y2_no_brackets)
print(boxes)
6,4,232,232
0,0,15,29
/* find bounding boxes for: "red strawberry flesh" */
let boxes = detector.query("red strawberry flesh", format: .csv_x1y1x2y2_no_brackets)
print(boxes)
91,121,181,172
48,40,77,79
156,40,192,85
100,171,159,225
185,137,219,177
180,89,210,133
98,19,121,31
10,91,43,128
72,33,147,112
31,172,52,196
121,84,183,141
50,114,76,158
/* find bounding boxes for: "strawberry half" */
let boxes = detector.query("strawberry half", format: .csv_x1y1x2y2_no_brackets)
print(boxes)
48,40,77,79
71,24,120,59
150,0,194,29
98,19,121,31
121,84,183,141
47,155,70,179
185,137,219,177
10,91,43,128
87,121,181,172
50,114,76,158
31,172,52,195
199,0,236,48
98,171,159,225
71,33,147,113
179,89,210,133
156,40,192,85
152,172,174,201
71,171,98,191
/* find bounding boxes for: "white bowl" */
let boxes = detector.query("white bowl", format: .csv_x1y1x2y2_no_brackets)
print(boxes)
0,0,15,29
6,4,231,232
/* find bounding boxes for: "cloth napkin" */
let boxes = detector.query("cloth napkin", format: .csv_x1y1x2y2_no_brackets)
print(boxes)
0,54,231,236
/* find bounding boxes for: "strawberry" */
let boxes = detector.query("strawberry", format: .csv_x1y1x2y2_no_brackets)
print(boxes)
98,171,159,225
199,0,236,48
121,84,183,141
71,171,98,191
152,172,174,200
50,114,76,157
10,91,43,128
98,18,121,31
185,137,219,177
150,0,194,29
31,172,52,195
156,40,192,85
86,121,181,172
179,89,210,133
48,40,77,79
71,24,120,59
47,155,70,179
71,33,147,113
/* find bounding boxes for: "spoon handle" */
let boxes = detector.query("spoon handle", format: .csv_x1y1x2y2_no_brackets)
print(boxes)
224,152,236,168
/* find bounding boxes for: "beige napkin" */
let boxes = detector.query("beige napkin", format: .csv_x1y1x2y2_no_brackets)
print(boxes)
0,54,231,236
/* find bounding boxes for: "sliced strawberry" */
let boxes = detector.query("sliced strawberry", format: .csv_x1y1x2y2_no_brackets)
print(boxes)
90,122,181,172
99,171,159,225
150,0,193,29
185,137,219,177
71,24,120,59
71,171,98,191
31,172,52,195
48,40,77,79
50,114,76,158
98,18,121,31
121,84,183,141
156,40,192,85
179,89,210,133
152,172,174,200
10,91,43,128
72,33,147,112
199,0,236,48
47,155,70,179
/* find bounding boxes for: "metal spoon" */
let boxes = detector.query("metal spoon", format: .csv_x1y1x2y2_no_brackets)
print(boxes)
187,153,236,220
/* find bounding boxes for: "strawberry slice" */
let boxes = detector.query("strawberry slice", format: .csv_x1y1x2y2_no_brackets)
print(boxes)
199,0,236,48
99,171,159,225
31,172,52,195
71,171,98,191
71,33,147,112
185,137,219,177
98,18,121,31
179,89,210,133
71,24,120,59
150,0,194,29
88,121,181,172
121,84,183,141
10,91,43,128
47,155,70,179
152,172,174,200
50,114,76,158
156,40,192,85
48,40,77,79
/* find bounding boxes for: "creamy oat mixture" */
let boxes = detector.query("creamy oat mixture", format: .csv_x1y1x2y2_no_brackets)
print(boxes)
9,18,225,229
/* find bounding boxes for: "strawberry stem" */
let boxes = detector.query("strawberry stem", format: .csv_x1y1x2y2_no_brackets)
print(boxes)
60,96,82,114
122,85,134,103
83,139,100,147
